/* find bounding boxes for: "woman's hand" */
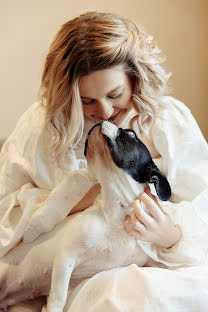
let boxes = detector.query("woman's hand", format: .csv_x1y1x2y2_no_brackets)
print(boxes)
124,186,182,248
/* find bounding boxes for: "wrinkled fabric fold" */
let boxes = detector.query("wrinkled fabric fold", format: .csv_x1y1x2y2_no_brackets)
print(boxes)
63,264,208,312
0,103,96,256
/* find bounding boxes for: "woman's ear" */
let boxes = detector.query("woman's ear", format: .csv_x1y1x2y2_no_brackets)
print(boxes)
148,167,171,201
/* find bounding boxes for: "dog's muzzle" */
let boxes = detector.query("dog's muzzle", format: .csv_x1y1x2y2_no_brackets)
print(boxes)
84,121,119,157
100,121,118,140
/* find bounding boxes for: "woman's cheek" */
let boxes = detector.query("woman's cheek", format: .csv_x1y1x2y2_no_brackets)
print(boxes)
83,106,94,118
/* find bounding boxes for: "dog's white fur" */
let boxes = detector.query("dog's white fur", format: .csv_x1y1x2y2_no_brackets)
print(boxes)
0,121,157,312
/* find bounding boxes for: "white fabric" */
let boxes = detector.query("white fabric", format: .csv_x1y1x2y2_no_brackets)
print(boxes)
0,96,208,311
64,264,208,312
0,103,96,257
138,97,208,267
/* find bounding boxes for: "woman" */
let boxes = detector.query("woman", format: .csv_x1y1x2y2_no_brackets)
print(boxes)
0,11,208,311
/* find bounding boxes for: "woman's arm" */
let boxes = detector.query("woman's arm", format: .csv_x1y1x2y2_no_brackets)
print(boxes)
125,97,208,267
69,183,101,215
0,103,97,256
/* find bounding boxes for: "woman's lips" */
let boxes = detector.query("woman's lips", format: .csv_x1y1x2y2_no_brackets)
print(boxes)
108,111,121,122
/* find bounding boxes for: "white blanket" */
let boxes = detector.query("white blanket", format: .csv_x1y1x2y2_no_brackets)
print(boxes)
7,265,208,311
64,264,208,312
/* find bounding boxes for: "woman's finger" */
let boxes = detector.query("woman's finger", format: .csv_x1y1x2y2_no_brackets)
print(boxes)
133,200,142,219
124,216,142,239
139,192,163,220
130,210,146,233
133,201,155,229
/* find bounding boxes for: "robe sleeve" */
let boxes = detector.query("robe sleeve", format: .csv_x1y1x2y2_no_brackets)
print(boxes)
138,96,208,267
0,103,96,257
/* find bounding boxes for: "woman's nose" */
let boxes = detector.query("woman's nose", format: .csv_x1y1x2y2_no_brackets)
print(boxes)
97,100,114,120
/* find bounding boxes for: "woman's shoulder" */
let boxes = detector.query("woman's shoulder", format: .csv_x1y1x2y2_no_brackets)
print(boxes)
155,96,195,133
6,101,47,141
153,96,207,148
159,96,191,119
15,101,46,130
1,102,50,158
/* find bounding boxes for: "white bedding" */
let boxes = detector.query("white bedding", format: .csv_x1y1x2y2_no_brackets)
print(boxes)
7,265,208,312
65,264,208,312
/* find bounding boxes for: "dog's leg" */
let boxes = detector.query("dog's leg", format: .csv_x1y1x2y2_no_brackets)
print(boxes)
46,252,76,312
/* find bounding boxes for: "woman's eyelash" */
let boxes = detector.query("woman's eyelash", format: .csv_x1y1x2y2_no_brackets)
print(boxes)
108,93,122,99
82,99,96,105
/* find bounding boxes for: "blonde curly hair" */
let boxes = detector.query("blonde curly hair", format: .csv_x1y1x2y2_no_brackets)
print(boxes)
40,11,170,164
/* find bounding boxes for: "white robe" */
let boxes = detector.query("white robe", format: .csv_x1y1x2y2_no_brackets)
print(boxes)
0,96,208,311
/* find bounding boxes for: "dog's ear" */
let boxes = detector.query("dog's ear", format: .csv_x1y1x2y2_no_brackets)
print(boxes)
148,165,171,201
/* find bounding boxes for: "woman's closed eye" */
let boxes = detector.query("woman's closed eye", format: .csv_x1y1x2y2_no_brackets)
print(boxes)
81,92,123,105
108,92,123,99
81,98,96,105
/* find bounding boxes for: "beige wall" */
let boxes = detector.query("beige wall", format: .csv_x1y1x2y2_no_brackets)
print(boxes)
1,0,207,140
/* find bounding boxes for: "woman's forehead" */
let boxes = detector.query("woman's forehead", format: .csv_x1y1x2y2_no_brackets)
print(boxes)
79,66,129,98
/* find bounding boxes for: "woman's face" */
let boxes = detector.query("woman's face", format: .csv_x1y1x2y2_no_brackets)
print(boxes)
79,65,133,125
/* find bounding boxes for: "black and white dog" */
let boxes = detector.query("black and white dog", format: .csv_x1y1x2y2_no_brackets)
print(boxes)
0,121,171,312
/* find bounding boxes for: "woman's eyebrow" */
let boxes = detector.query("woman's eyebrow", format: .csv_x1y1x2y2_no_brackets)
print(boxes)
108,85,123,93
81,85,123,99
